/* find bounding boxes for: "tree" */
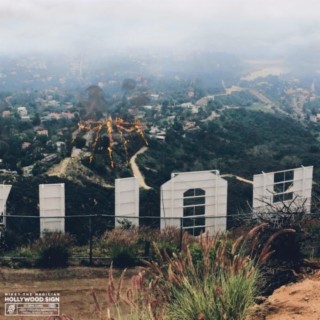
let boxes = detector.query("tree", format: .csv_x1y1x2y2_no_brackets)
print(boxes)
32,113,41,126
0,141,9,158
36,134,48,146
74,136,86,149
122,78,136,93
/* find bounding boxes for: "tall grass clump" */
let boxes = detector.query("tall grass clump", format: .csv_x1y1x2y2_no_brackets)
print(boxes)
146,230,265,320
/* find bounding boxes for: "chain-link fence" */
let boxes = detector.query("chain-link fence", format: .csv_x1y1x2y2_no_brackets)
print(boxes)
1,212,320,266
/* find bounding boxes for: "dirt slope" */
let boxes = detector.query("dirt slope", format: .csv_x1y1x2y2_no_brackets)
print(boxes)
249,270,320,320
47,157,113,188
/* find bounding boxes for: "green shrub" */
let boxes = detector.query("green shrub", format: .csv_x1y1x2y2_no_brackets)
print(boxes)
189,242,202,261
306,219,320,237
33,232,74,268
0,228,36,252
150,226,189,262
1,246,35,268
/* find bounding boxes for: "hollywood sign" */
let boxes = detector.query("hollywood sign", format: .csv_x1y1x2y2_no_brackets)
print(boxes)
0,184,65,235
0,166,313,236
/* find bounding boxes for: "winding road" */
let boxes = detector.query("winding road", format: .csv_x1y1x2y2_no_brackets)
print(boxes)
130,146,152,189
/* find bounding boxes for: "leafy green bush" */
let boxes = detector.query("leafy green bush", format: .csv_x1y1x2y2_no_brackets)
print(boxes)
33,232,74,268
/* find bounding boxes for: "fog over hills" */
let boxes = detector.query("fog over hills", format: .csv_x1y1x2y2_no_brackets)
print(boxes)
0,0,320,69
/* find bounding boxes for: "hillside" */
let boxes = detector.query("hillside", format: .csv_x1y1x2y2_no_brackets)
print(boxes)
46,156,113,188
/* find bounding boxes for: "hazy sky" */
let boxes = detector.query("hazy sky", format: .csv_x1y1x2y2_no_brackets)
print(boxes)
1,0,320,57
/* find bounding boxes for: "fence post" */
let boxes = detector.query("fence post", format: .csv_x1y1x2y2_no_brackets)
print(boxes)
89,215,93,265
179,217,183,251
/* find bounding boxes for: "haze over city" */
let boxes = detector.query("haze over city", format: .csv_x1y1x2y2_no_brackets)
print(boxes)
1,0,320,61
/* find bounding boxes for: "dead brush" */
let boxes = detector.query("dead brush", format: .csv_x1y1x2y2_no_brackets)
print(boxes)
102,228,140,267
90,264,167,320
102,227,140,248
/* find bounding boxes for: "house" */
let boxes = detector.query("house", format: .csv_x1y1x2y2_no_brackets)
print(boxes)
21,142,32,150
2,110,10,118
62,112,75,119
17,106,28,117
150,94,159,100
180,102,199,114
56,141,66,153
21,115,31,121
48,112,62,120
36,129,49,136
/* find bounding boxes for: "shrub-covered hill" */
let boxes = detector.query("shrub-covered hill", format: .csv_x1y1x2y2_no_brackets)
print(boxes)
0,175,115,245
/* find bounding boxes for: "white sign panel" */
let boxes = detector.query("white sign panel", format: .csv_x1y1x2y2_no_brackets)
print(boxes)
160,170,227,235
0,185,12,226
253,166,313,214
39,184,65,234
115,177,139,226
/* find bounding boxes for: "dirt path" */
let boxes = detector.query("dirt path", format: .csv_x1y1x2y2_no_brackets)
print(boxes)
0,267,139,320
248,89,285,114
220,174,253,184
47,157,71,176
130,146,151,189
